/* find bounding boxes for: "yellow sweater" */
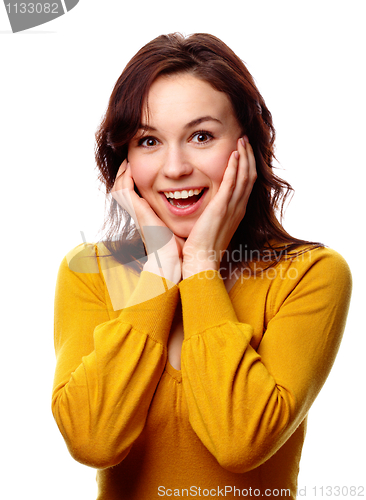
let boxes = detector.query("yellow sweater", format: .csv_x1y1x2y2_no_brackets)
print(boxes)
52,243,352,499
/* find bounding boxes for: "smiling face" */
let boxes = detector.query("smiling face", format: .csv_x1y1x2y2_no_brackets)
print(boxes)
127,73,243,238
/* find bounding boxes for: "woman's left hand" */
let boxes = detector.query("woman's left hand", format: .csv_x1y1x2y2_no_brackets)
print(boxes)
182,136,257,279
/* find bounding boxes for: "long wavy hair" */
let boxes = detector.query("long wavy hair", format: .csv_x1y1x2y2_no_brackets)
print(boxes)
95,32,322,269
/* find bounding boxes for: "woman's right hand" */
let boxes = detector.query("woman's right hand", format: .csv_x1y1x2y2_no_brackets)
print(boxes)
111,160,183,283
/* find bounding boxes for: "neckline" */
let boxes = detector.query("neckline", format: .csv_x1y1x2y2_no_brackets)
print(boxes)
164,282,239,379
165,359,182,380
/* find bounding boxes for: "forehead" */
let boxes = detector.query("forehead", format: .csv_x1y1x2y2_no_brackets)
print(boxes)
142,73,236,127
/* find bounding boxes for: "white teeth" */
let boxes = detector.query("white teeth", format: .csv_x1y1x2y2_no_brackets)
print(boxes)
164,188,203,199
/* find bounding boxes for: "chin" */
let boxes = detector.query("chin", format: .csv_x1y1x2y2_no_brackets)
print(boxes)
174,231,189,239
167,222,194,240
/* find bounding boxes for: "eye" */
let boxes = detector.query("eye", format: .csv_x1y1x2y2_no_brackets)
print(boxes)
138,136,159,147
191,131,214,144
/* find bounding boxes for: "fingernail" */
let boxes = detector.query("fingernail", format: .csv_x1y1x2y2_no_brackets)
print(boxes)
240,137,245,147
234,151,239,159
244,135,249,143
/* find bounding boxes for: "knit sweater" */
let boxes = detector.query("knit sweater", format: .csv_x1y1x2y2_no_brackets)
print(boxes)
52,243,352,499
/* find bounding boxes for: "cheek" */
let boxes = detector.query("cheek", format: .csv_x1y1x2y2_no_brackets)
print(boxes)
128,153,153,195
203,149,232,184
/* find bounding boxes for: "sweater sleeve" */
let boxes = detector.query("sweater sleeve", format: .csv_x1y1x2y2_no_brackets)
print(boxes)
179,248,352,473
52,248,179,469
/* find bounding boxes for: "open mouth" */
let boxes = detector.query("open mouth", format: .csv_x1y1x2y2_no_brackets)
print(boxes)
163,188,205,208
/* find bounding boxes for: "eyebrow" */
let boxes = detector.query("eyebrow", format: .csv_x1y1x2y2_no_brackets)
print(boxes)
138,115,223,132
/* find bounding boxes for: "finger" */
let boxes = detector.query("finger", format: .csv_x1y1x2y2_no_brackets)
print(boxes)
112,161,134,193
235,137,250,188
218,149,239,197
205,149,241,221
116,159,128,179
243,137,257,185
111,159,128,192
223,137,255,221
233,137,256,202
112,162,165,232
121,162,135,191
110,161,137,216
220,138,248,212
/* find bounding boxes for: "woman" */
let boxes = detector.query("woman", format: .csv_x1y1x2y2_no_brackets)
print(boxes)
52,33,352,499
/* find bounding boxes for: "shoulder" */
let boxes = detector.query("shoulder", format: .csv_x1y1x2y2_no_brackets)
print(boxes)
284,245,352,288
63,243,100,274
61,241,137,274
246,244,351,289
266,245,352,317
56,243,106,303
57,242,142,312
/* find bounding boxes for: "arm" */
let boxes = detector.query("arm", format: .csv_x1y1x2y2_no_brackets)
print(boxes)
52,248,179,469
179,247,352,473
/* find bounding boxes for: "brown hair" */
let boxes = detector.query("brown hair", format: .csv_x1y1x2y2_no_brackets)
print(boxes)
95,32,322,268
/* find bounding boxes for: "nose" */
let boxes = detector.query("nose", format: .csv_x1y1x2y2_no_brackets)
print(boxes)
161,146,193,179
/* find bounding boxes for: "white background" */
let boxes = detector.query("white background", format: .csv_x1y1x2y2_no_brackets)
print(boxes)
1,1,364,498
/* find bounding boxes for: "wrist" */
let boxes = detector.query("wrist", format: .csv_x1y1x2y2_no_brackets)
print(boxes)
143,253,182,284
182,260,220,280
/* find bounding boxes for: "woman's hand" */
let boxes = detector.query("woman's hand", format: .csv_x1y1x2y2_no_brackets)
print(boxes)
111,160,183,283
182,136,257,279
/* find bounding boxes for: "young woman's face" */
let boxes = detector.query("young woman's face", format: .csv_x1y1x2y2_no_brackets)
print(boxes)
128,73,243,238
